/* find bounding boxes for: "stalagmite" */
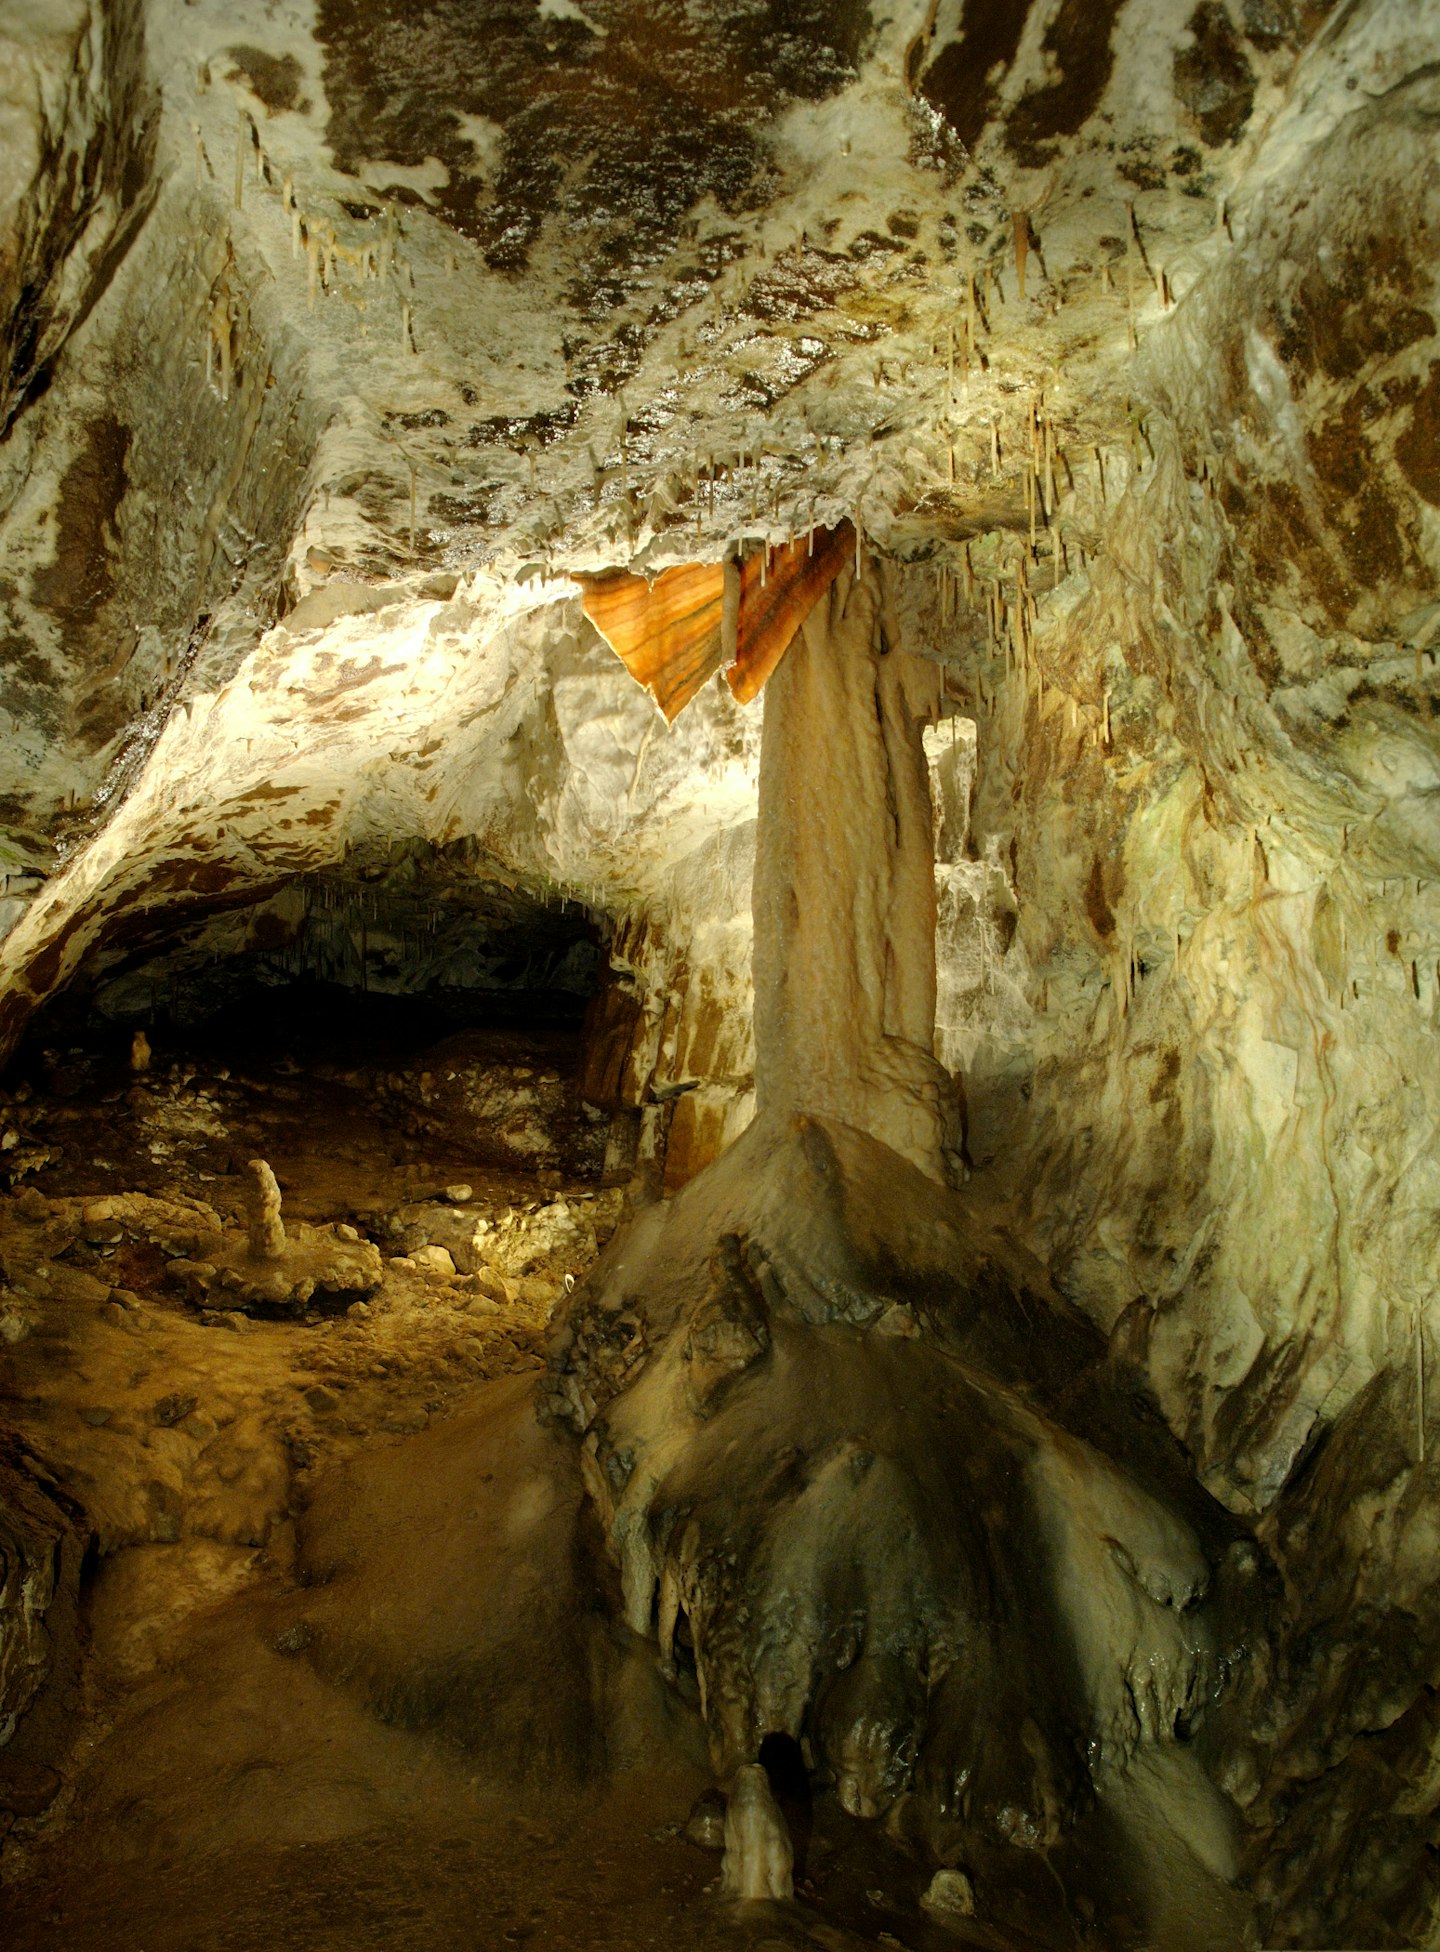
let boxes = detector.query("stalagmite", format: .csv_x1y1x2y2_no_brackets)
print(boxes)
244,1158,286,1260
720,1765,793,1901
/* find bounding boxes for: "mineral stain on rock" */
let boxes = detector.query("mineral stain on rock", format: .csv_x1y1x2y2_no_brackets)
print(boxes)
916,0,1033,152
316,0,872,287
1174,2,1256,147
225,46,309,116
1006,0,1127,166
1396,358,1440,506
29,415,131,648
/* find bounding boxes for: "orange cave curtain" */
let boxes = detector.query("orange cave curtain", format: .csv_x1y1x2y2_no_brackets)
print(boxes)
578,521,855,722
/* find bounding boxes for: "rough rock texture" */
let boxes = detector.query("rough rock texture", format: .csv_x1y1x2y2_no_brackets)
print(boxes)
168,1216,382,1314
547,1112,1255,1946
1,0,1438,1944
0,1443,80,1753
0,0,156,439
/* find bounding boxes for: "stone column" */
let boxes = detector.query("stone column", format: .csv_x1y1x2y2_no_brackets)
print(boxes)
751,556,955,1182
244,1158,287,1260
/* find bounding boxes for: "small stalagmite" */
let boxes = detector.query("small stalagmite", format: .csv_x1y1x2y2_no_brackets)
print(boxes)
720,1764,793,1902
245,1158,286,1261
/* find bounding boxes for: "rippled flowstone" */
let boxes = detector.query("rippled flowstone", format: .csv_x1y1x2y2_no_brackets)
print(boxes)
546,1109,1257,1937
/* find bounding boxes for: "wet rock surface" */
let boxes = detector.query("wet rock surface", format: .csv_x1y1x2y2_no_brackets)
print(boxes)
548,1111,1258,1949
1,0,1438,1944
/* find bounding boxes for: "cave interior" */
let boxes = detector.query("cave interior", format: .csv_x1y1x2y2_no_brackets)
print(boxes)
2,2,1439,1948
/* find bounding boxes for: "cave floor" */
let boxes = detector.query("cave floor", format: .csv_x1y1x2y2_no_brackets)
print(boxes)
0,1012,1016,1952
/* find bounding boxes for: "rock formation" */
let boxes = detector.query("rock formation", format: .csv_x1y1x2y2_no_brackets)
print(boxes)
243,1159,285,1260
721,1762,794,1902
0,0,1438,1945
547,554,1256,1942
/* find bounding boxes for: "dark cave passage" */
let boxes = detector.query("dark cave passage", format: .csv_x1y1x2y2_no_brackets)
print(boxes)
6,839,622,1205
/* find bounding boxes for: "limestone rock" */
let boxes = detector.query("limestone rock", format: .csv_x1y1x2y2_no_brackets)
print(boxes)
243,1159,286,1260
170,1224,382,1315
75,1193,225,1260
551,1113,1229,1897
683,1787,727,1851
0,1444,80,1747
721,1764,793,1902
921,1869,976,1926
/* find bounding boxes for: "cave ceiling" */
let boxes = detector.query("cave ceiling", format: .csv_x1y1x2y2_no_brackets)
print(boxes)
4,0,1434,1056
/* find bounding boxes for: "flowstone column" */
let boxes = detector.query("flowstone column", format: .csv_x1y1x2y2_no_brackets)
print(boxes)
751,556,956,1182
548,551,1244,1947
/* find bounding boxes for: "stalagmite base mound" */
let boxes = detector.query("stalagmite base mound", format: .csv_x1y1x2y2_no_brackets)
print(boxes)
546,564,1261,1947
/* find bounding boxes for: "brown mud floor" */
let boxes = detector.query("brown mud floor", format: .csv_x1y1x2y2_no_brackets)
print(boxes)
0,1373,990,1952
0,1014,917,1952
0,1011,1248,1952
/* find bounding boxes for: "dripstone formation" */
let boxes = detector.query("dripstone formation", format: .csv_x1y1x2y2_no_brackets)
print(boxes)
2,3,1438,1949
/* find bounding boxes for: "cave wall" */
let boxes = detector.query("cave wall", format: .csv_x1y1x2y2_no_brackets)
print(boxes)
1,0,1438,1938
953,57,1440,1514
941,69,1440,1940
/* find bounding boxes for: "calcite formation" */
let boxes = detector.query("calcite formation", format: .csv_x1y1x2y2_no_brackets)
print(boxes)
750,560,958,1182
578,520,855,719
0,0,1438,1945
547,553,1252,1942
721,1763,794,1902
242,1158,285,1260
